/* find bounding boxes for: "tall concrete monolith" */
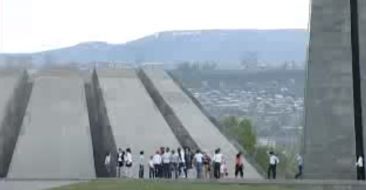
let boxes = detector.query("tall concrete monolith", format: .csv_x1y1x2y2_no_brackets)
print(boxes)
304,0,366,179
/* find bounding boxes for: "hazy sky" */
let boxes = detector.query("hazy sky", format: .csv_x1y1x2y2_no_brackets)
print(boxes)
0,0,310,53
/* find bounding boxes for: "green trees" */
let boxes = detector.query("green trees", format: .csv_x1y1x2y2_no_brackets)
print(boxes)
222,117,256,155
221,116,298,178
239,119,257,155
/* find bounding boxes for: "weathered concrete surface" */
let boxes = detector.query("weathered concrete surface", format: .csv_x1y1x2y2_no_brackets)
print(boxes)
142,68,261,179
0,71,22,177
304,0,357,179
7,70,96,179
138,70,200,150
0,70,32,177
97,69,181,178
85,70,117,178
0,73,18,128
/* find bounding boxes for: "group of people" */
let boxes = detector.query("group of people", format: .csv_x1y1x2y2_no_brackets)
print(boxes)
105,147,312,180
104,146,248,179
148,147,218,179
104,148,134,177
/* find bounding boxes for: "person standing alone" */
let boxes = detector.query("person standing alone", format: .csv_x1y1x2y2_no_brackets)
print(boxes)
267,151,279,179
235,152,244,178
139,151,145,178
356,155,365,180
295,154,303,179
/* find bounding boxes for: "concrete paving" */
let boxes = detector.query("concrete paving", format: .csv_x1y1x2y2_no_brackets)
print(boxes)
7,70,96,179
142,68,262,179
0,180,80,190
2,179,366,190
97,69,181,178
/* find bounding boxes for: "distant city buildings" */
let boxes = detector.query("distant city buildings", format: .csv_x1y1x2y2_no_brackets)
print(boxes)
186,78,304,150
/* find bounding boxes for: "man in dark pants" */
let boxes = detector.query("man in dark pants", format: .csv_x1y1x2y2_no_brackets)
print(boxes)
356,155,365,180
139,151,145,178
213,148,223,179
153,151,162,178
295,154,303,179
162,147,171,178
267,151,279,179
149,156,155,179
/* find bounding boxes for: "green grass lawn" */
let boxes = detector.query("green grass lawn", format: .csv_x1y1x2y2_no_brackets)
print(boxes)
52,179,293,190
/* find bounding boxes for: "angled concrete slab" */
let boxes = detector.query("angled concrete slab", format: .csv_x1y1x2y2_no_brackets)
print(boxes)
142,67,262,179
7,69,96,179
0,72,19,124
0,70,26,177
96,68,181,178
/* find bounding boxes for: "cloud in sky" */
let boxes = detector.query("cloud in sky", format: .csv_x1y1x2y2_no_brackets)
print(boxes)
0,0,310,53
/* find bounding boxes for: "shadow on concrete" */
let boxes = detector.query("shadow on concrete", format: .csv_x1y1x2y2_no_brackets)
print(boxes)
85,69,117,177
0,71,33,177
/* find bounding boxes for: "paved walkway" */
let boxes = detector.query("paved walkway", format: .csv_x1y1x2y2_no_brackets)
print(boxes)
0,179,81,190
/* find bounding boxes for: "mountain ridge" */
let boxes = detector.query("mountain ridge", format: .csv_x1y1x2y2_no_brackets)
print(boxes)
0,29,308,66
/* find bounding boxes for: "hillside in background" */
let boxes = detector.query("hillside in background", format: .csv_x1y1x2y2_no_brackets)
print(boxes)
0,29,308,67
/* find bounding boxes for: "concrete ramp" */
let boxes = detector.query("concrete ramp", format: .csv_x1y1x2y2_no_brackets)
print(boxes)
7,70,96,179
96,69,181,178
0,70,31,177
141,68,262,179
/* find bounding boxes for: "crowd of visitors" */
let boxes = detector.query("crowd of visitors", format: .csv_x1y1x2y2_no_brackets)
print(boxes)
105,146,311,180
104,146,241,179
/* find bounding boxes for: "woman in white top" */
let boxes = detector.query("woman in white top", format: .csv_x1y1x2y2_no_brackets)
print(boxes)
125,148,133,178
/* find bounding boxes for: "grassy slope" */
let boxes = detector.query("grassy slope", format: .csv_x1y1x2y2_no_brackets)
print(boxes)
52,180,292,190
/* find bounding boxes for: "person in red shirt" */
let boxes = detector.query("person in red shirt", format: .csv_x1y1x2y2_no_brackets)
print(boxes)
235,152,244,178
